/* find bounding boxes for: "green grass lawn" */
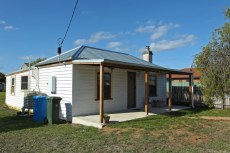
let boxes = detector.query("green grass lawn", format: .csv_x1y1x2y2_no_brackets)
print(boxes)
1,92,230,152
0,92,5,106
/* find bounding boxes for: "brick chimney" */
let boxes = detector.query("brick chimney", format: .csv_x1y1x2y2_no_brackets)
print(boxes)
142,46,153,63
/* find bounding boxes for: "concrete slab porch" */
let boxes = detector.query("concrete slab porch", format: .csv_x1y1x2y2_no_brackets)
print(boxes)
72,105,190,128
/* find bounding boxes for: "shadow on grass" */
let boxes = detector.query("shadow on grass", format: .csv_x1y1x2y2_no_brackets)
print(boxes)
109,107,213,129
162,107,211,117
0,114,44,133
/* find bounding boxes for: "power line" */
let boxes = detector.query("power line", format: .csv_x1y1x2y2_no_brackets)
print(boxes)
58,0,79,53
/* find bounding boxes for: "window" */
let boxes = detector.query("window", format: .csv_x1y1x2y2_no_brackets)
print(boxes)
21,76,28,90
149,75,157,96
11,77,15,95
97,73,111,100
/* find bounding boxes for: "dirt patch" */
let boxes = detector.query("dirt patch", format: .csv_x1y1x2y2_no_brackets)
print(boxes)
102,127,146,139
149,130,163,137
102,124,211,149
149,128,210,149
102,127,127,134
185,116,230,121
174,128,209,144
133,129,145,139
198,116,230,121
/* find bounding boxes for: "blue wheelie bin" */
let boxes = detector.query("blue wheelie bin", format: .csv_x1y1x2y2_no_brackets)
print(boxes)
33,96,47,122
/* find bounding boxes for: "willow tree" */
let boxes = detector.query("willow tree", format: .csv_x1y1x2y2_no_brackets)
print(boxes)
194,8,230,109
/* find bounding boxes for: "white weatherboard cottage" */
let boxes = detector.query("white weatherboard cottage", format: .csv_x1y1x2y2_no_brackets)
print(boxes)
5,45,192,127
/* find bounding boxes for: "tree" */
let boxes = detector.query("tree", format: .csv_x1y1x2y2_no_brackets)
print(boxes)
30,58,46,66
0,72,6,83
194,8,230,109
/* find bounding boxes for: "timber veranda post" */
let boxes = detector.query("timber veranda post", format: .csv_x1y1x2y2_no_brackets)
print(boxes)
145,71,149,115
99,64,104,123
189,74,194,108
168,74,172,111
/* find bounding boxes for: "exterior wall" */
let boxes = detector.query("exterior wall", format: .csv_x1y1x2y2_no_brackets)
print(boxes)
5,71,30,110
35,65,73,121
6,63,167,119
72,65,129,116
155,73,167,100
72,65,167,116
136,72,167,105
147,72,167,103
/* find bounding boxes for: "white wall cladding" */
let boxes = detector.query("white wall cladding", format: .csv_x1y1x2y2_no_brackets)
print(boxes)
135,72,167,107
72,65,129,116
148,72,167,104
136,71,145,108
6,63,167,119
36,65,73,121
72,65,167,116
156,73,167,100
5,71,30,109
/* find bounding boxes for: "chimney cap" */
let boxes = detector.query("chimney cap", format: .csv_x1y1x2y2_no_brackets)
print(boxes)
146,46,150,51
142,46,153,55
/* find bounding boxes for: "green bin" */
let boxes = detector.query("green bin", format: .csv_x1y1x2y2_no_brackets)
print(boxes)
46,97,62,124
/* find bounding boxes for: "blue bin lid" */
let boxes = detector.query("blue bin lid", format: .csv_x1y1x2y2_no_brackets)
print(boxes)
33,96,47,100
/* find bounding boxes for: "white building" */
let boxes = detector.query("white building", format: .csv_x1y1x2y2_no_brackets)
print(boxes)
5,45,192,127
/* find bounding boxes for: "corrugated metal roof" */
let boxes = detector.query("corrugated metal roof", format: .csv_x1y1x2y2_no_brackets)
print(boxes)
23,45,190,74
76,46,164,69
36,45,164,69
6,67,29,76
6,63,35,76
36,47,80,66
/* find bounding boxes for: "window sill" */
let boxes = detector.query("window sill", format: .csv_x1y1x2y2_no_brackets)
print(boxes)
95,98,113,101
21,90,29,92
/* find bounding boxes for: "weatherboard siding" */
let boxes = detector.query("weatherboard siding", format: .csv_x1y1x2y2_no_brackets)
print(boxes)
5,63,167,120
157,73,167,100
136,71,145,108
72,65,166,116
72,65,129,116
36,65,73,121
5,71,29,109
136,72,167,106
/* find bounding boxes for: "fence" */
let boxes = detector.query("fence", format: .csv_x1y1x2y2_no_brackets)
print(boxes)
213,95,230,109
172,86,230,108
172,86,203,103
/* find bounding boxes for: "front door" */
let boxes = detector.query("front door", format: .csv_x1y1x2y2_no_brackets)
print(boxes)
127,72,136,108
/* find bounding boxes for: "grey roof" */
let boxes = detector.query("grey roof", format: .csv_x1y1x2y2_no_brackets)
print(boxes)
6,63,34,76
34,45,191,74
36,47,80,66
37,45,162,68
77,46,163,68
6,67,29,76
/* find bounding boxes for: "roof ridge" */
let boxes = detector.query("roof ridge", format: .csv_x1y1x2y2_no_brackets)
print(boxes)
71,45,85,59
83,45,129,55
37,46,80,65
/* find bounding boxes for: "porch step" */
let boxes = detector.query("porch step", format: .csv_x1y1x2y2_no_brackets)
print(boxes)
72,116,103,129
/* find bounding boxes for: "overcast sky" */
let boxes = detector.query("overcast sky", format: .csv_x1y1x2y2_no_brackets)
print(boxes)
0,0,229,73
